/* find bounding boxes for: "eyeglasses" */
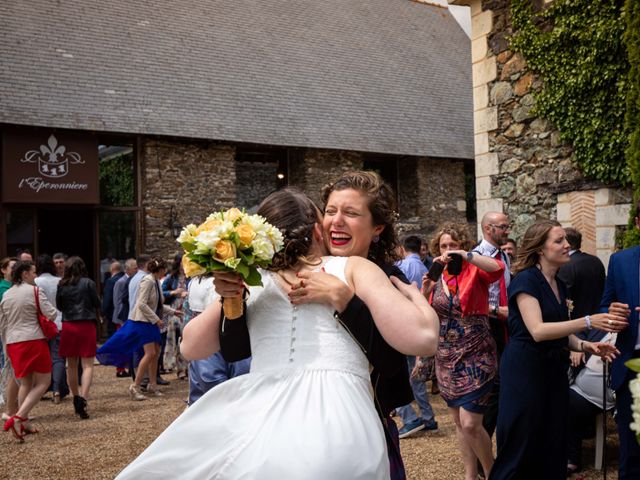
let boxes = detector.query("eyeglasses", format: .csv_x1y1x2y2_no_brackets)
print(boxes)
489,224,511,231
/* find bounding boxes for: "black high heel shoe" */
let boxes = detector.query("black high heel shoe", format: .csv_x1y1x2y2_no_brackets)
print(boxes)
73,395,90,419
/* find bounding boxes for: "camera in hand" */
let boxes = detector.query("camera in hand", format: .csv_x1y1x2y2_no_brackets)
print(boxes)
426,261,445,281
446,253,463,275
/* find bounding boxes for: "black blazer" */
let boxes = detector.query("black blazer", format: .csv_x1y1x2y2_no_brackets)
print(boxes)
557,250,606,323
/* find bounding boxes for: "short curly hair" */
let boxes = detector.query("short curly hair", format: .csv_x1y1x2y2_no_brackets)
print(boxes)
321,170,400,266
429,222,473,257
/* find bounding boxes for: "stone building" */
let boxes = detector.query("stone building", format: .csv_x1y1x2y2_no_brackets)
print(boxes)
449,0,631,267
1,0,473,280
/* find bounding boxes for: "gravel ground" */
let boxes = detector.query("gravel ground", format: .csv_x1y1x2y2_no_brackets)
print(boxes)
1,366,620,479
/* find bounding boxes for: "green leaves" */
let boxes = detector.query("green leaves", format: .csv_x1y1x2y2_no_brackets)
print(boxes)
626,358,640,373
510,0,630,184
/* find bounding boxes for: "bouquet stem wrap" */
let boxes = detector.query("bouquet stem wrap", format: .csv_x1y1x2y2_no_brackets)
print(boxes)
223,296,244,319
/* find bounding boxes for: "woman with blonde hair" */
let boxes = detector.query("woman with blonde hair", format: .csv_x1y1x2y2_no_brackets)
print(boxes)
490,220,624,479
421,222,504,480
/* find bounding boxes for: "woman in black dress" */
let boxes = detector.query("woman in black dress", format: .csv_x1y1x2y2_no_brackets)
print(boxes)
490,220,625,479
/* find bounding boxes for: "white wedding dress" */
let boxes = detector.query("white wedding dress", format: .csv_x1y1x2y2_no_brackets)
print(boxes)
117,256,389,480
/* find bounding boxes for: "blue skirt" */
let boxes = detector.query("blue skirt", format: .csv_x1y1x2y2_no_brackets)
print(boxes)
96,320,161,369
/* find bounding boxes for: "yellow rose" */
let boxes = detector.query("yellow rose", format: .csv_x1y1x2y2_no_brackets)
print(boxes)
225,208,242,222
215,240,237,262
235,224,256,247
196,218,222,235
182,256,207,278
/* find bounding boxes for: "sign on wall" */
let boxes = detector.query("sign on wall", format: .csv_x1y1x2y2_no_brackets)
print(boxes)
2,129,99,204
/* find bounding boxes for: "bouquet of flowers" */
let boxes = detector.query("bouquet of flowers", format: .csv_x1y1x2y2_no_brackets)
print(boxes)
177,207,284,319
626,358,640,444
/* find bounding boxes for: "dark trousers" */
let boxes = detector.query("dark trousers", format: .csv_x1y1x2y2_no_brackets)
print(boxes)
482,315,505,438
48,335,69,397
567,389,600,466
616,370,640,479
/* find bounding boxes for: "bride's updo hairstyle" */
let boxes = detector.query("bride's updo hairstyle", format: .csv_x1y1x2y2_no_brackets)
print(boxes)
321,170,400,266
257,188,321,272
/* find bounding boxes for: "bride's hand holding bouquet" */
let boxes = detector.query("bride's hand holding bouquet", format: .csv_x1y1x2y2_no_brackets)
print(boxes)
177,207,284,319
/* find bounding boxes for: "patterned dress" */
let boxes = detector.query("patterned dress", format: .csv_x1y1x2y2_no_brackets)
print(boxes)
163,276,187,375
432,279,497,412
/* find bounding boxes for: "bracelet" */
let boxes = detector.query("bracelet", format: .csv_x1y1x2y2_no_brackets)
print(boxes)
584,315,592,330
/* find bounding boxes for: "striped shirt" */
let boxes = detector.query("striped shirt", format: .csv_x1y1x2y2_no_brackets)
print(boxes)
473,239,511,309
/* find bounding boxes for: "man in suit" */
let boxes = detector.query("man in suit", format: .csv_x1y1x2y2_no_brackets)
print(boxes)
102,261,124,337
558,228,606,320
600,203,640,479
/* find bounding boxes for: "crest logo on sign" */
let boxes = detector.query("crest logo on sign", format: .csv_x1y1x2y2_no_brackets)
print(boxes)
20,134,85,178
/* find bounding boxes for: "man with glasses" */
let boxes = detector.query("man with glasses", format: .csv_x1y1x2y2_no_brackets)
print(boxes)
472,212,512,452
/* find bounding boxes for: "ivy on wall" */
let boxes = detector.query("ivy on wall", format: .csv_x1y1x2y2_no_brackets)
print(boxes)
623,0,640,247
510,0,630,184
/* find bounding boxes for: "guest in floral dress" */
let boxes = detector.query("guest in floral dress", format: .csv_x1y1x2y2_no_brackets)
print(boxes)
162,253,189,379
422,222,504,480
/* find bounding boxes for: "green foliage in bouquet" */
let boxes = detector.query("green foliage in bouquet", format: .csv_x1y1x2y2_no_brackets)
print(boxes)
178,207,284,287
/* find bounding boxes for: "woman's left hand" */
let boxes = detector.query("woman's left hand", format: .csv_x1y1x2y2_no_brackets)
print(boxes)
446,250,469,261
583,341,620,362
290,270,354,312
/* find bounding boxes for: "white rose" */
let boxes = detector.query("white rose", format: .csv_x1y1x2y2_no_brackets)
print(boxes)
252,237,275,261
267,225,284,252
245,214,269,234
194,230,220,254
177,224,198,244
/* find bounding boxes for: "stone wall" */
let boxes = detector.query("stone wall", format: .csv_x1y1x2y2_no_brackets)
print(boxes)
289,148,364,206
236,160,278,211
139,140,470,260
140,138,236,257
452,0,631,265
398,156,468,238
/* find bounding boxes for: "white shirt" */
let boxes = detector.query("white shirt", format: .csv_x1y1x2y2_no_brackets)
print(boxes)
187,276,218,314
128,270,147,317
472,238,511,308
35,273,63,329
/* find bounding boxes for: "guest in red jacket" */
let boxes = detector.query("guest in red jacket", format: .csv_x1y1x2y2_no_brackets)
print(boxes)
422,222,504,480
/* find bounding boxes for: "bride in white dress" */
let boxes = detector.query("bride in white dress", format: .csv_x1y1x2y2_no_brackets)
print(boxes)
116,188,438,480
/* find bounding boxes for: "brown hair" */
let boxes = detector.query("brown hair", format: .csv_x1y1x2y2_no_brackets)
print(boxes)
429,222,473,257
512,219,562,275
147,256,168,273
11,260,34,285
59,256,88,286
1,257,18,273
257,188,320,272
321,170,400,265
